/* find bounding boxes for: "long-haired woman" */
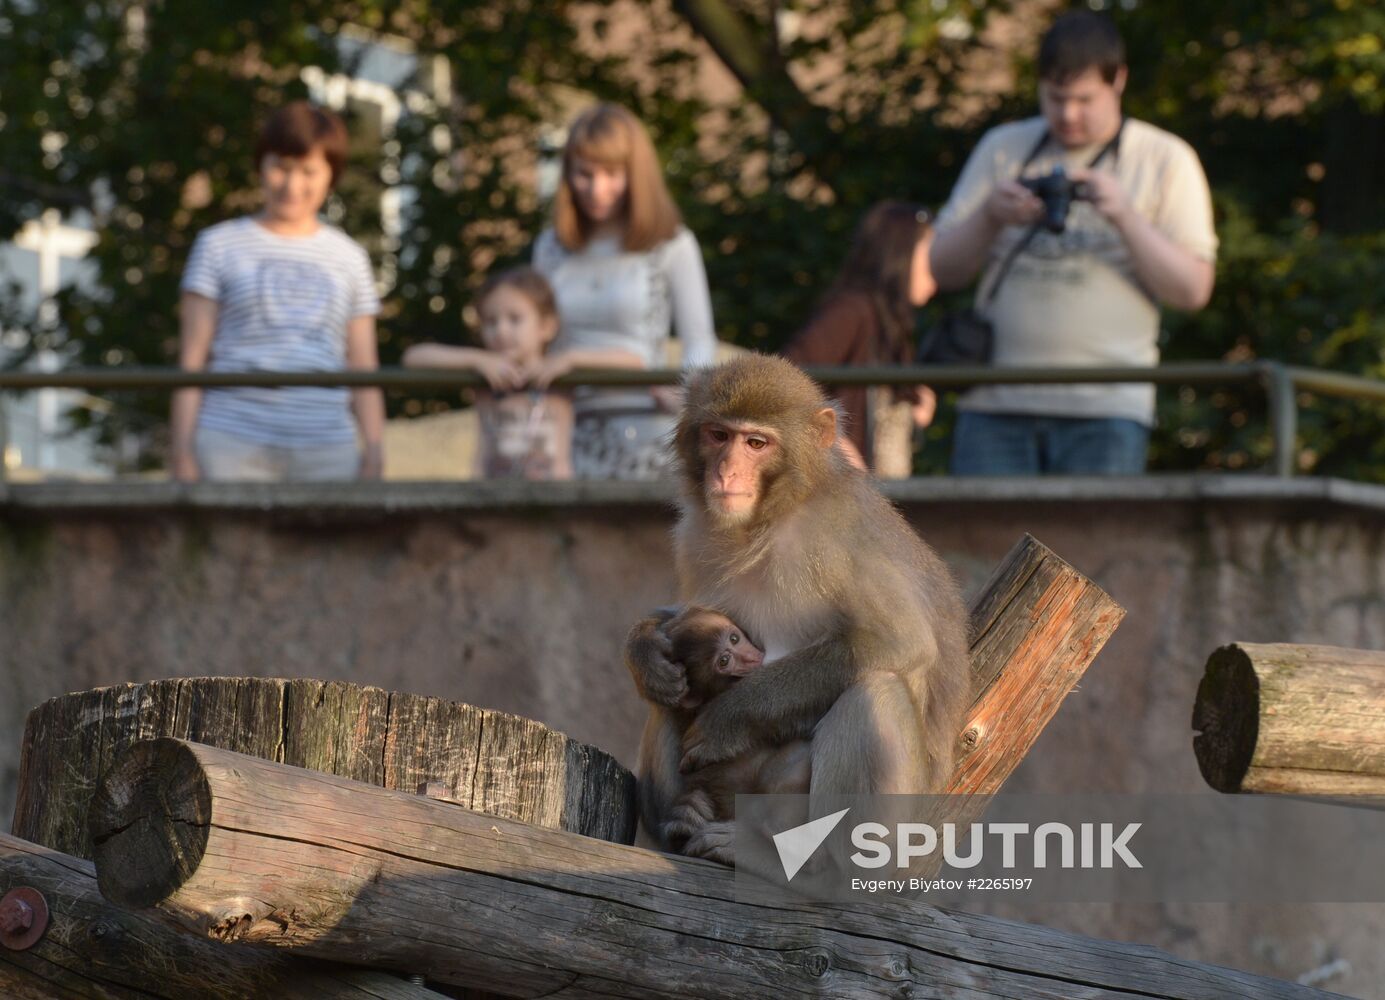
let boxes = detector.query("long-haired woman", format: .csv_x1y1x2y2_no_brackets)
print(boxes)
783,201,938,477
531,103,717,480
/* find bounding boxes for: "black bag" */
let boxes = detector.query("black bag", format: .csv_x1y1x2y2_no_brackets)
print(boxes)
916,306,995,366
916,214,1041,366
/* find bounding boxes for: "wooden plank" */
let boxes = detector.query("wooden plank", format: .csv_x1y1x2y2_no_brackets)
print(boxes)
0,832,443,1000
89,738,1329,1000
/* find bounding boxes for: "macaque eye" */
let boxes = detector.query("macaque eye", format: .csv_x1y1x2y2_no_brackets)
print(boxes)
747,436,768,451
717,653,731,668
729,632,740,645
708,427,730,443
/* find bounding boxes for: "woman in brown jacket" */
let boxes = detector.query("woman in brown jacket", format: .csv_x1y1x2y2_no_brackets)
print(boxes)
783,201,938,477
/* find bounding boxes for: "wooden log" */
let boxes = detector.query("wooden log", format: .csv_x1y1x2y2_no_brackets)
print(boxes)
90,739,1327,1000
13,676,635,859
1193,641,1385,795
951,533,1126,794
0,832,442,1000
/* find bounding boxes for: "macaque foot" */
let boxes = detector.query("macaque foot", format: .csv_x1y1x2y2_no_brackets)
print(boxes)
662,790,716,850
683,820,737,866
679,727,748,773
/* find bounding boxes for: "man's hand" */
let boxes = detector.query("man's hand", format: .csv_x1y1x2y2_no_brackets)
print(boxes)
1071,168,1131,227
985,180,1045,228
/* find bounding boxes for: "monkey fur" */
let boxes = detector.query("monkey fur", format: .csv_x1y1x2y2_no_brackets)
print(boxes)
632,605,810,851
625,354,970,864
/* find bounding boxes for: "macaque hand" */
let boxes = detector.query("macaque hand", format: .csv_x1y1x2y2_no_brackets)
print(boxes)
985,180,1044,228
624,614,689,708
679,698,752,773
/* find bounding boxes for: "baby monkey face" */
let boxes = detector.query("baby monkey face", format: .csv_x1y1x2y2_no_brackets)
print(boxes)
669,608,765,703
708,617,763,679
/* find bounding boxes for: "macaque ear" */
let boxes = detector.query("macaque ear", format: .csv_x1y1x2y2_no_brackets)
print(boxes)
814,407,838,450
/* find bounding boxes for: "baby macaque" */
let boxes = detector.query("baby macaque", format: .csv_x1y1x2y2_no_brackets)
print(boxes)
646,605,810,854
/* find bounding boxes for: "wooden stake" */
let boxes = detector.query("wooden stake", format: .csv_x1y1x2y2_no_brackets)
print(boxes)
1194,642,1385,795
953,533,1126,794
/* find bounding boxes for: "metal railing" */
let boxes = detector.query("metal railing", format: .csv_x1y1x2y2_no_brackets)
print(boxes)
2,360,1383,482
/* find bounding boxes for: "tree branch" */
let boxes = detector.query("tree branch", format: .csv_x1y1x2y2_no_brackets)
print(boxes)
673,0,842,185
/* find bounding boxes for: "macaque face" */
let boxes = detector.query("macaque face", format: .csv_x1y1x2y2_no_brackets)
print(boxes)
700,421,779,524
683,615,765,701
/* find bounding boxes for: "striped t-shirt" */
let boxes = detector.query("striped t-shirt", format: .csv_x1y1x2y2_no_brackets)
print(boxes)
181,217,380,446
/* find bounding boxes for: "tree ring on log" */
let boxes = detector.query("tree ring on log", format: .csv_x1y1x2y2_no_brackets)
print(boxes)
89,738,212,909
1192,644,1260,793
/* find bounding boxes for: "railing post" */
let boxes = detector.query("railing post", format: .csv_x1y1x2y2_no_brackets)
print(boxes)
1258,361,1297,478
0,392,9,486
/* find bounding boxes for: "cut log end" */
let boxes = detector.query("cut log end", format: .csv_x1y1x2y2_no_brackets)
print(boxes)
90,737,212,909
1192,644,1261,793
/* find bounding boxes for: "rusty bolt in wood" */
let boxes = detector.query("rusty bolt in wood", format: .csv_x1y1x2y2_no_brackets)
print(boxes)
0,887,49,951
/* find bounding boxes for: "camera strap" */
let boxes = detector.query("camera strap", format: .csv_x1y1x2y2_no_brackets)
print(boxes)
979,117,1126,309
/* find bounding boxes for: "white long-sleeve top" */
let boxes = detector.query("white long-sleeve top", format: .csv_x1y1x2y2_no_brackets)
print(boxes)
533,225,717,415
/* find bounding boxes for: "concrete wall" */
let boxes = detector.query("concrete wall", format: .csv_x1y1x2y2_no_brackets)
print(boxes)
3,475,1384,997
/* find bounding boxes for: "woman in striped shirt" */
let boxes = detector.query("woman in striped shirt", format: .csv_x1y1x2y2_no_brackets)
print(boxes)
170,102,384,482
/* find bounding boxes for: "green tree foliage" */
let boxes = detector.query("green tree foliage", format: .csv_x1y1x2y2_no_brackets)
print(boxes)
1113,0,1385,476
1,0,1382,476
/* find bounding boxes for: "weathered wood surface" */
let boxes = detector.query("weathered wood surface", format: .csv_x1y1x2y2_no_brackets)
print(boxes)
1193,642,1385,795
951,533,1126,794
13,676,635,858
0,832,443,1000
90,738,1331,1000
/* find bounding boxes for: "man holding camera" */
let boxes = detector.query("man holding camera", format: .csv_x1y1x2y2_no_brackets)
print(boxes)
931,11,1217,474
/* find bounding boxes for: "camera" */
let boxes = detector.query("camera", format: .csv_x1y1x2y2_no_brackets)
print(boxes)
1019,166,1090,233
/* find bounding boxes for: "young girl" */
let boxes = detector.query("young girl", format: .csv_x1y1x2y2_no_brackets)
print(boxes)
403,267,573,480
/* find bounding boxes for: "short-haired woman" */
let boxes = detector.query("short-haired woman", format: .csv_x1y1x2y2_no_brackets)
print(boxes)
171,101,384,482
531,103,717,480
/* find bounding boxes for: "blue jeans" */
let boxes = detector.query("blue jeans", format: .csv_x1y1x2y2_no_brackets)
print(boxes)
951,411,1151,475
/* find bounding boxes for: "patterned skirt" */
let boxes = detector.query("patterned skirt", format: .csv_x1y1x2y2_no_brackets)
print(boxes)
571,408,677,481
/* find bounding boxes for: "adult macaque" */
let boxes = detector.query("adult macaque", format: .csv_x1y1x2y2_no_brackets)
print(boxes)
625,355,969,863
632,605,810,857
